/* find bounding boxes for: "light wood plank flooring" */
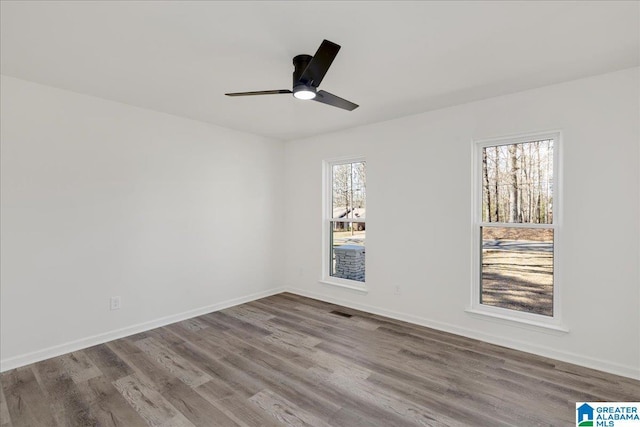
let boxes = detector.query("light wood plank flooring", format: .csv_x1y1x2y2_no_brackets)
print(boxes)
1,293,639,426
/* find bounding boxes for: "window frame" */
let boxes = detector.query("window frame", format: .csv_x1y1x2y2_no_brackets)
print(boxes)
468,131,566,331
321,156,368,292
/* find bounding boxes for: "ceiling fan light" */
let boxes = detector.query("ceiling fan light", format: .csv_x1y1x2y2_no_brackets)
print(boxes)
293,85,317,100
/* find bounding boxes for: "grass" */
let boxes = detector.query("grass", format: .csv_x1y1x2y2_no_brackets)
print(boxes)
332,230,365,246
481,248,553,316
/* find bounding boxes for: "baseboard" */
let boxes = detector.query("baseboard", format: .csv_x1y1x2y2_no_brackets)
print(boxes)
0,287,286,372
285,287,640,380
3,286,638,380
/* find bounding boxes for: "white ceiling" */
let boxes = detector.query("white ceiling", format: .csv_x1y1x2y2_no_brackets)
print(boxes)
1,1,638,141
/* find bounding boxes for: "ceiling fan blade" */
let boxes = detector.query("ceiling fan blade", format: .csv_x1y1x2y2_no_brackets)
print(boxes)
225,90,292,96
299,40,341,87
313,90,359,111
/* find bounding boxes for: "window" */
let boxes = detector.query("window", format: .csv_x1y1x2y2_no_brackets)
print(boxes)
322,158,366,289
471,132,562,328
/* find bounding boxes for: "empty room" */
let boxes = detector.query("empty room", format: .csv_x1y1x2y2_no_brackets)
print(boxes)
1,1,639,426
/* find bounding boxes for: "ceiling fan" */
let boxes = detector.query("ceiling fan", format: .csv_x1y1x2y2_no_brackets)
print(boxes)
225,39,358,111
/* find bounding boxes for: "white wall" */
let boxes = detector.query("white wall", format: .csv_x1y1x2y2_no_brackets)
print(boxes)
0,75,284,369
2,69,638,379
283,68,640,379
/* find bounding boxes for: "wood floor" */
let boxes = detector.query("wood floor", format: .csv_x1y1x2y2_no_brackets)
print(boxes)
1,293,638,426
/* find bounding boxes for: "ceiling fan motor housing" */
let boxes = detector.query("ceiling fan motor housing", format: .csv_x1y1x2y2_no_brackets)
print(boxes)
292,54,317,99
293,54,313,86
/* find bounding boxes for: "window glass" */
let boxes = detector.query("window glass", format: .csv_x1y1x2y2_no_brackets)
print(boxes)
332,161,366,220
330,221,366,282
481,226,554,316
481,140,553,224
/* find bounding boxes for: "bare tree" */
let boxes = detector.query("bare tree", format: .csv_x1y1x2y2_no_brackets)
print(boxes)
546,141,552,222
332,164,351,228
494,146,500,222
482,148,492,222
508,144,519,223
353,161,366,209
535,141,542,223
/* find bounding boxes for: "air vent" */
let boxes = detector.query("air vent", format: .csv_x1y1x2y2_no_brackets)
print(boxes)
330,310,353,318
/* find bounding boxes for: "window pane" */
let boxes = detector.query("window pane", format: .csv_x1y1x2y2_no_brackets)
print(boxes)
351,161,366,219
332,161,366,220
330,221,365,282
481,226,553,316
481,140,553,224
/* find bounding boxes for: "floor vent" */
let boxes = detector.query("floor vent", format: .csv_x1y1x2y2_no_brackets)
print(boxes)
330,310,353,318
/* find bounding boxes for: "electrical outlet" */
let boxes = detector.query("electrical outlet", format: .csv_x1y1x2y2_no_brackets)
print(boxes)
110,296,121,311
394,285,401,295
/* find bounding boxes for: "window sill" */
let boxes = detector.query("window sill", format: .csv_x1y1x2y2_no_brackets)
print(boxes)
465,308,569,334
319,279,369,294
